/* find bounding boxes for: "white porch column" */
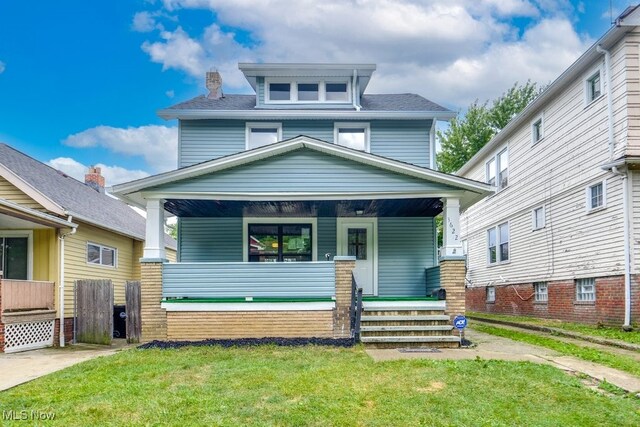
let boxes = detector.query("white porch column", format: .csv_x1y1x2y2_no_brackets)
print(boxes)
442,197,464,258
144,198,166,259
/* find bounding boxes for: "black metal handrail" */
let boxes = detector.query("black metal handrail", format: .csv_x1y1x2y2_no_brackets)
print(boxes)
350,273,363,342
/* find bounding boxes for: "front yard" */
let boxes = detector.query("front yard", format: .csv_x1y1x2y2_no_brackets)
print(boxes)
2,345,639,426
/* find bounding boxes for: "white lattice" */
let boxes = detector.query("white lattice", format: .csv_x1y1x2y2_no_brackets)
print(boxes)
4,320,54,353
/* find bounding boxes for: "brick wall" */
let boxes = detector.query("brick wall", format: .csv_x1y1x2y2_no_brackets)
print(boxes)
440,258,466,317
333,258,355,338
466,274,639,326
140,262,167,342
53,317,75,346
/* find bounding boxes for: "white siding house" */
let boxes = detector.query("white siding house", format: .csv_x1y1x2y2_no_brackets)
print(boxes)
458,8,640,328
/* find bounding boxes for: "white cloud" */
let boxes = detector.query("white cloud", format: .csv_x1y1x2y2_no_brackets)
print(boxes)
47,157,149,186
0,61,5,74
62,125,178,172
139,0,590,107
132,11,158,32
165,89,175,98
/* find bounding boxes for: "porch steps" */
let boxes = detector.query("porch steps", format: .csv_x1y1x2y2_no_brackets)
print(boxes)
359,300,460,349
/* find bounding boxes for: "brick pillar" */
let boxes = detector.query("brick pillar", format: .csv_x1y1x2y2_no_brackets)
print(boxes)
333,256,356,338
439,257,466,317
141,260,167,342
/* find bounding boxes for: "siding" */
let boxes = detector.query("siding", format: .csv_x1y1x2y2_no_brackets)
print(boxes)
282,120,334,141
460,32,631,287
155,149,455,194
0,176,44,210
370,120,431,168
622,29,640,157
377,217,436,296
179,217,243,262
180,120,246,167
317,217,337,260
33,229,57,282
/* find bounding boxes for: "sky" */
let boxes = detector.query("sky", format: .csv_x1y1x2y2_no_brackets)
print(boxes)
0,0,637,187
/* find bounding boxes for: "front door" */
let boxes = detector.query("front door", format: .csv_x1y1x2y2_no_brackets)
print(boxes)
339,220,376,295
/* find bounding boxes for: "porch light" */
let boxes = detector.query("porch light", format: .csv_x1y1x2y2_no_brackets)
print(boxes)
355,208,364,216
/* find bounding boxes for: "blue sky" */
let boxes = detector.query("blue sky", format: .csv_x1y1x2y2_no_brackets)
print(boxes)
0,0,636,185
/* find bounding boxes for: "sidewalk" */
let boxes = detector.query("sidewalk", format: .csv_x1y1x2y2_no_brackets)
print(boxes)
0,340,129,391
366,329,640,393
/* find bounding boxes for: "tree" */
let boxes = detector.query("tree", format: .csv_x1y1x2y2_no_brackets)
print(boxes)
436,81,541,173
165,220,178,240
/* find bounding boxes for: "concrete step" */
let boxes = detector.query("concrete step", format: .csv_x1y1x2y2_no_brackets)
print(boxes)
361,325,453,332
361,336,461,343
360,315,450,322
362,301,446,312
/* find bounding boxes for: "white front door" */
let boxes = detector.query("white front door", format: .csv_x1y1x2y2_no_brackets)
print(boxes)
338,219,376,295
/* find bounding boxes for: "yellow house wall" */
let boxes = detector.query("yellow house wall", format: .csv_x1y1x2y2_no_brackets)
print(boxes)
0,176,45,210
33,229,58,281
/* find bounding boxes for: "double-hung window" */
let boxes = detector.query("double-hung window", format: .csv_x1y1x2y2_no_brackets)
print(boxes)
586,181,606,211
246,123,282,149
334,123,369,151
87,242,116,267
586,71,602,103
534,282,548,302
576,278,596,302
486,148,508,190
488,222,509,264
532,206,545,230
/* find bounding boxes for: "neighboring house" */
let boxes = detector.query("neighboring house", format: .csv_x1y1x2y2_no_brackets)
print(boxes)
458,6,640,328
0,144,176,353
113,63,492,347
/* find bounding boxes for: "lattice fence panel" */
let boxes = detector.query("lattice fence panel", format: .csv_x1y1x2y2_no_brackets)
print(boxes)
4,320,54,353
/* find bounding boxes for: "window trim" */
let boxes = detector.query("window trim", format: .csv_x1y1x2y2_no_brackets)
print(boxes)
486,286,496,303
585,180,607,212
575,278,596,302
245,122,283,150
485,146,509,191
264,78,352,104
86,242,117,268
531,115,544,145
333,122,371,152
584,66,604,106
532,206,545,231
242,217,318,262
534,282,548,303
487,221,509,265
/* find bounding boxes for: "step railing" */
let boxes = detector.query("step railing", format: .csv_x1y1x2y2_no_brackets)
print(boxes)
350,273,363,342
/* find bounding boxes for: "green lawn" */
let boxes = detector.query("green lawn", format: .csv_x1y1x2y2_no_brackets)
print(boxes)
2,346,640,426
469,311,640,345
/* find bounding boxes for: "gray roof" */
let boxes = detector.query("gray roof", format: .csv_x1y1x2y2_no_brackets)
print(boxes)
165,93,450,112
0,144,176,249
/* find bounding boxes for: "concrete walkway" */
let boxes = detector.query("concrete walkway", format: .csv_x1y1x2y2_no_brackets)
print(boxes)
0,340,130,391
367,329,640,393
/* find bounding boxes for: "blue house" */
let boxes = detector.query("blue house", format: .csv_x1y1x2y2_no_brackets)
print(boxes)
112,63,492,347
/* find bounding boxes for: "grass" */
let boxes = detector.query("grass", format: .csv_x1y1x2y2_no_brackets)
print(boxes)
469,311,640,345
473,323,640,377
2,346,640,426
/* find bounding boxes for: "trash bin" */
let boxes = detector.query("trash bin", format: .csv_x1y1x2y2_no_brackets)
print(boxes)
113,305,127,338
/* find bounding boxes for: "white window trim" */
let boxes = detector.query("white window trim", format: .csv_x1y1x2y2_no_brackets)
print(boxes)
585,180,607,213
532,206,546,231
584,65,604,106
0,230,33,280
575,278,596,302
486,286,496,302
531,114,544,145
264,78,351,104
242,217,318,262
333,122,371,152
485,145,508,191
534,282,548,302
245,122,283,150
86,242,118,268
487,221,510,266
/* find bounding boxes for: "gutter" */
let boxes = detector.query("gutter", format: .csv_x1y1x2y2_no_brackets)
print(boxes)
157,109,456,121
58,217,77,347
352,69,361,111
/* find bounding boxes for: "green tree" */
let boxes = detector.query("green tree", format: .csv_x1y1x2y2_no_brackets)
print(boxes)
165,220,178,240
436,80,541,173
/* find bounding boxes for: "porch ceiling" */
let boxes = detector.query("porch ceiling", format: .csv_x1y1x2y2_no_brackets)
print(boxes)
164,198,443,217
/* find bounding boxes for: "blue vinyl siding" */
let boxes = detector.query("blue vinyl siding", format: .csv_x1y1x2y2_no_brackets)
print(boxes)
179,217,243,262
318,217,337,260
377,217,436,296
370,120,431,168
154,149,455,194
256,77,264,107
282,121,334,141
180,120,246,167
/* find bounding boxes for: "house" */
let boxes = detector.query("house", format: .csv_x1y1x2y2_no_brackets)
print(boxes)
457,6,640,328
112,63,492,347
0,144,176,353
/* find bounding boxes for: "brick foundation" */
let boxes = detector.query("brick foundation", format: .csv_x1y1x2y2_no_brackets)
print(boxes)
439,257,466,317
53,317,75,346
466,274,640,327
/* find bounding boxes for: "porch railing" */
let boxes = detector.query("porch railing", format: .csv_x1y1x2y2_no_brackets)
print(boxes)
162,261,336,299
0,279,55,312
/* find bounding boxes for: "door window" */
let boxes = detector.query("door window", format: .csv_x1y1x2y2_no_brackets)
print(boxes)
347,228,367,260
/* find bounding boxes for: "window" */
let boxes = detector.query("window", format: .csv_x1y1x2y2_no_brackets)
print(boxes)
265,80,350,103
586,71,602,103
325,83,349,101
0,236,29,280
487,286,496,302
576,278,596,302
586,181,606,211
248,223,312,262
532,206,545,230
532,118,543,144
486,148,508,189
488,222,509,264
297,83,319,101
534,282,548,302
334,123,369,151
87,243,116,267
246,123,282,149
269,83,291,101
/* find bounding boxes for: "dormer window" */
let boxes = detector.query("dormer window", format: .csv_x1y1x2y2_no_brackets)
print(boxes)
297,83,319,101
269,83,291,101
265,80,351,104
325,83,348,101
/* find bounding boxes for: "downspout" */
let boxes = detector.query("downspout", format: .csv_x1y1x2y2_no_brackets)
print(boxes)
352,69,361,111
611,167,632,330
596,45,615,159
58,217,77,347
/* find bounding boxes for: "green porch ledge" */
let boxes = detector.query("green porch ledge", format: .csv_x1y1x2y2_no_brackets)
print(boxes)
162,297,335,303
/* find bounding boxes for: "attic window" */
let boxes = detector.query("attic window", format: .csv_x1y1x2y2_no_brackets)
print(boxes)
265,80,351,103
269,83,291,101
326,83,348,101
298,83,319,101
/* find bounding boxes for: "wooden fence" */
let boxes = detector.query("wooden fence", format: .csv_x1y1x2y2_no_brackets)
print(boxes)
125,281,141,344
75,279,113,345
1,279,55,312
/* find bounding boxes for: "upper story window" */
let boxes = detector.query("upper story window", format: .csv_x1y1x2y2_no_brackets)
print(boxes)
87,242,116,267
586,180,606,212
334,123,369,151
488,222,509,264
246,123,282,149
485,148,508,190
585,70,602,103
532,206,545,230
532,117,543,144
265,80,351,104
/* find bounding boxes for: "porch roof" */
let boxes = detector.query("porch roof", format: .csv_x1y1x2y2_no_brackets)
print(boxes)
0,198,77,229
112,136,494,210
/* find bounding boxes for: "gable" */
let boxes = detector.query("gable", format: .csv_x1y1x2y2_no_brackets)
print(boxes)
0,176,46,211
148,148,458,195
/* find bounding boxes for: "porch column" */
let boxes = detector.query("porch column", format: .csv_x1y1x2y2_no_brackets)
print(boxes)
144,198,166,260
334,256,356,338
442,197,463,257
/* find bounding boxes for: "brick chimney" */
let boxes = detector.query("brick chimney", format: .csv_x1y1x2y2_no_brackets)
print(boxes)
85,166,105,193
206,70,223,100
